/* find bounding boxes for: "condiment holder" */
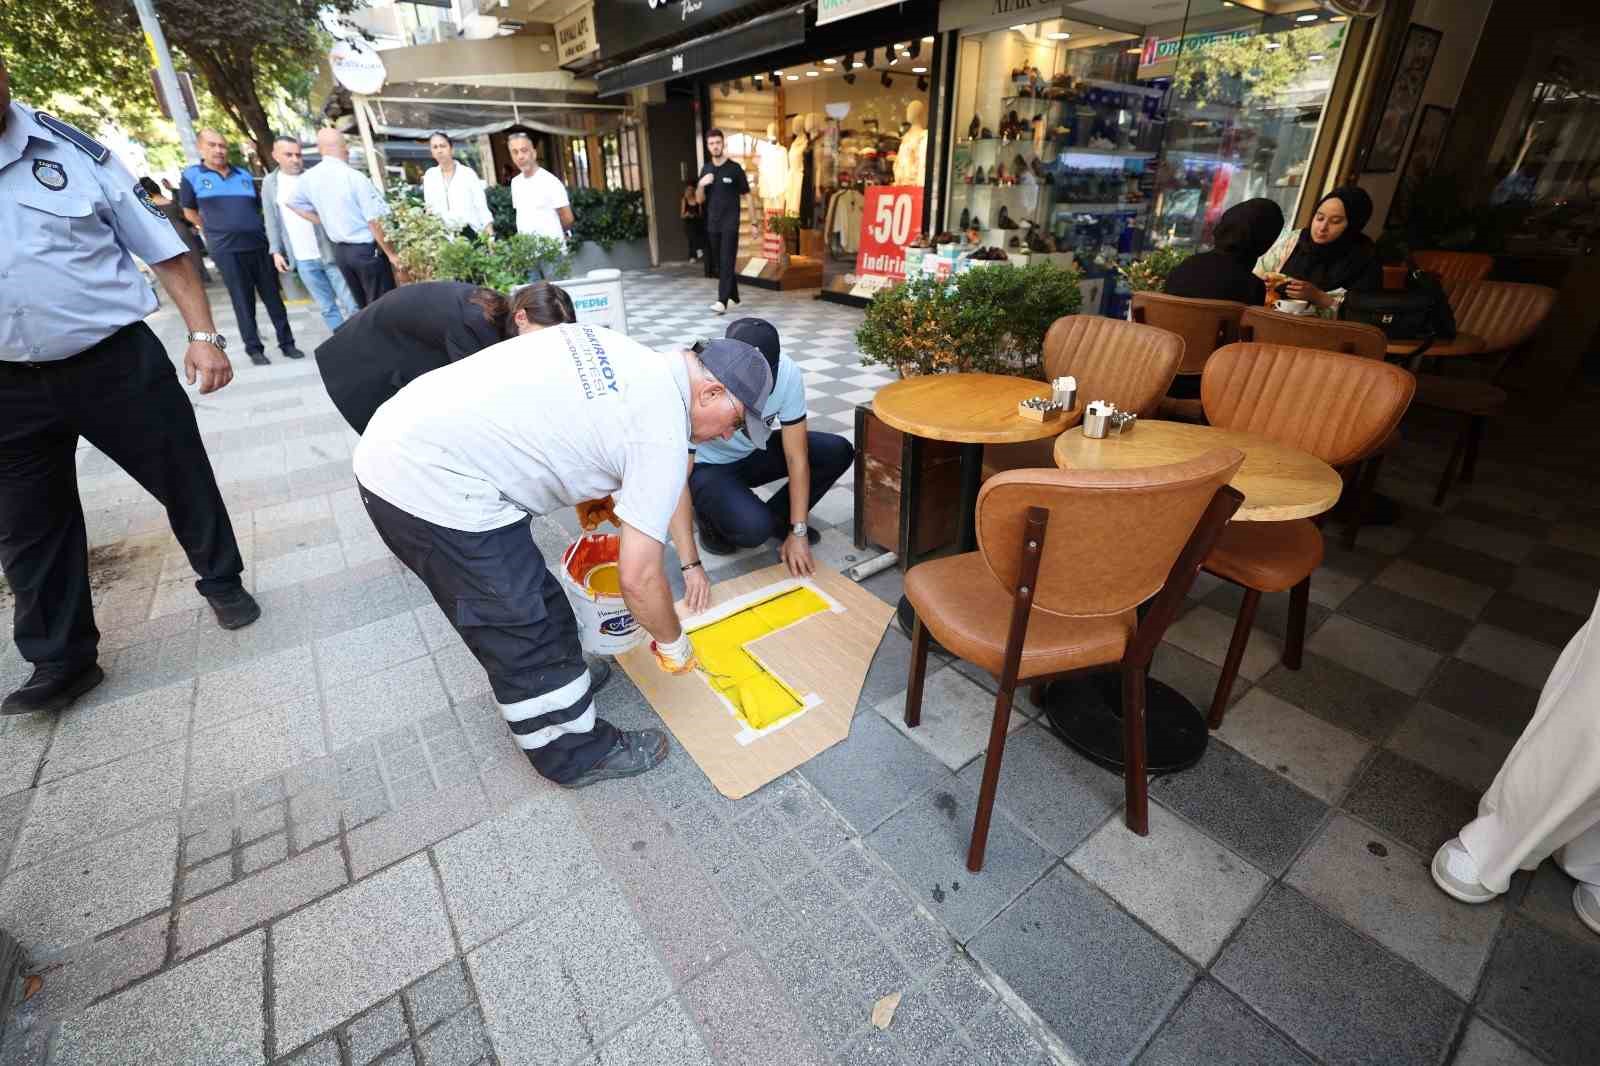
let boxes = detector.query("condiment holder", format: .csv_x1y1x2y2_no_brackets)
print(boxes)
1051,375,1077,412
1082,401,1136,439
1017,396,1065,423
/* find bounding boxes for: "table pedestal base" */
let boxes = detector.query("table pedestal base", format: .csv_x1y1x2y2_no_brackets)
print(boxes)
1043,672,1209,773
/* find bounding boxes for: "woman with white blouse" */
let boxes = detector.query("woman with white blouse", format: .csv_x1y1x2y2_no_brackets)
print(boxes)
421,132,494,238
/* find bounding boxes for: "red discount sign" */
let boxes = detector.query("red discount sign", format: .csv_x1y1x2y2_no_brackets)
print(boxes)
855,185,925,282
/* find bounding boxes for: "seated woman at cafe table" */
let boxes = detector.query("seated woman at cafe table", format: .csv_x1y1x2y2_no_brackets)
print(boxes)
1164,197,1284,308
1254,186,1383,318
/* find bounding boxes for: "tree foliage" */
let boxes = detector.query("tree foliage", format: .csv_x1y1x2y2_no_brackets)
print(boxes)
1171,24,1344,109
2,0,351,164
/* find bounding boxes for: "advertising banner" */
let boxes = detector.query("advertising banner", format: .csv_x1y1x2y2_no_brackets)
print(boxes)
854,185,925,283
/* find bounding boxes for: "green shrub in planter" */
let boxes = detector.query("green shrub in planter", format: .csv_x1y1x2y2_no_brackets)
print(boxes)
385,194,570,286
486,185,516,240
857,262,1083,379
1117,246,1188,292
568,188,648,252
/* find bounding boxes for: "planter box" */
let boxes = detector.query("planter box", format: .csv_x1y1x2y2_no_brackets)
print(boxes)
853,404,962,560
568,238,652,275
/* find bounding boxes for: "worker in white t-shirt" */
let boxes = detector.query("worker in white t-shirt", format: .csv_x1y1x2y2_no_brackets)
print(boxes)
352,324,774,788
507,130,572,279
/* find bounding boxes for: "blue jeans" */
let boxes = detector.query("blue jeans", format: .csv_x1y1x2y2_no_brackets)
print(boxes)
296,258,359,331
688,431,855,547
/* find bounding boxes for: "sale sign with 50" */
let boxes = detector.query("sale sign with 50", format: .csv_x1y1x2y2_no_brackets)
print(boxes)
854,185,925,282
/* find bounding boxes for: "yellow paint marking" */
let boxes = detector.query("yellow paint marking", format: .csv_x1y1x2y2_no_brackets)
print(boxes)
687,587,831,729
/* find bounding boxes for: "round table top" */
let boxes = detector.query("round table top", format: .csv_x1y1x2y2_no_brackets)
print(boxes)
872,373,1071,445
1386,331,1486,358
1052,420,1343,522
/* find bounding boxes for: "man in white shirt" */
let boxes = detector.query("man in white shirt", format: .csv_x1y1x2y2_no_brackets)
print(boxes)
352,324,774,788
508,130,573,279
286,128,400,308
263,137,358,331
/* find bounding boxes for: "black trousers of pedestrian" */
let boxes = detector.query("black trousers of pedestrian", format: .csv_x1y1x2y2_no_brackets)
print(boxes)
706,227,741,305
689,431,855,548
358,486,619,784
332,242,397,309
213,248,294,356
0,323,245,669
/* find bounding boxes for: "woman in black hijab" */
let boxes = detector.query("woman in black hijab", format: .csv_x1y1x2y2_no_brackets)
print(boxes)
1163,198,1285,305
1274,186,1383,312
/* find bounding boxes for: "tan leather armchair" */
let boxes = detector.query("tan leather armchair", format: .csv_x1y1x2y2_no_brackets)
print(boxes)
984,314,1184,476
903,452,1244,868
1131,292,1249,423
1412,250,1493,305
1200,343,1415,726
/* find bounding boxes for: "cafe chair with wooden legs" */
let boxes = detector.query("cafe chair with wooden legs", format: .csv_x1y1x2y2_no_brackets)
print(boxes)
984,314,1184,477
1131,292,1248,424
1200,343,1416,727
902,453,1245,871
1239,307,1391,549
1413,281,1557,506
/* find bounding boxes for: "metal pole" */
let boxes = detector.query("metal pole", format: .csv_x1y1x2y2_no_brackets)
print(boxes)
131,0,198,164
352,94,386,187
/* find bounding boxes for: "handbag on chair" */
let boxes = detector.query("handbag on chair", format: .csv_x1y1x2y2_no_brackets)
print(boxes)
1341,270,1456,341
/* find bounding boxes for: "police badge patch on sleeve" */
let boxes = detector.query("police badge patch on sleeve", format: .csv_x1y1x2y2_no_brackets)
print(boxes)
134,182,166,217
32,159,68,191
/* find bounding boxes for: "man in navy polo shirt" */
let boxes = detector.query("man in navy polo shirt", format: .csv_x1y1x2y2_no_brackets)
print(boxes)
180,129,303,366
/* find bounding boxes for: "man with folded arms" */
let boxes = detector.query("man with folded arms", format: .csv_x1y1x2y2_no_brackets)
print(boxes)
352,324,772,788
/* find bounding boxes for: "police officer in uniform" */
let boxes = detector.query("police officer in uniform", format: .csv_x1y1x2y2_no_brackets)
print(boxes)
0,53,261,715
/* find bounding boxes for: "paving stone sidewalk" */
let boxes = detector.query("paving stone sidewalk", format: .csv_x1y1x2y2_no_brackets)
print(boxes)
0,267,1595,1065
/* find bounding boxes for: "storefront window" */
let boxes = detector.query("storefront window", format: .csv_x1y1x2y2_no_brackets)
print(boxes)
944,2,1351,316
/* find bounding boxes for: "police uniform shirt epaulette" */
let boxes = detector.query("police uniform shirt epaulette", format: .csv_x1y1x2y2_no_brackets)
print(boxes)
33,112,111,164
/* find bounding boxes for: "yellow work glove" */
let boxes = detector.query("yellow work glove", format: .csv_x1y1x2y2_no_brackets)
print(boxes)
651,632,698,675
575,495,619,531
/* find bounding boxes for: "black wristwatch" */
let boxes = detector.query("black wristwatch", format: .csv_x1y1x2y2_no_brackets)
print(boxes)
682,560,704,573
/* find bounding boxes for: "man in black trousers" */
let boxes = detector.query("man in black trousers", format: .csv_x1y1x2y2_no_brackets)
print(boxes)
180,128,305,366
696,128,761,315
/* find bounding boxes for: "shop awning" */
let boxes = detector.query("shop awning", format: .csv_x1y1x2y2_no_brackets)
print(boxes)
596,7,808,97
361,81,629,140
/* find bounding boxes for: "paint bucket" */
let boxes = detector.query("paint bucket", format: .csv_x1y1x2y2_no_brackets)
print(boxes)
559,533,644,656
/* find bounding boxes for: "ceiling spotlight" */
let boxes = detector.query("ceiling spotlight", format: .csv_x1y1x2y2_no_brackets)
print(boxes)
889,54,899,65
911,66,927,73
1296,12,1319,21
805,70,819,77
823,57,837,65
786,73,799,81
881,71,893,88
853,60,866,69
916,75,929,91
1047,31,1071,40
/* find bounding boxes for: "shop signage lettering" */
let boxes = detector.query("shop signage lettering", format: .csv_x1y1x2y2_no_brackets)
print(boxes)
1140,27,1256,65
556,5,598,66
595,0,764,59
856,186,926,283
989,0,1038,14
817,0,914,25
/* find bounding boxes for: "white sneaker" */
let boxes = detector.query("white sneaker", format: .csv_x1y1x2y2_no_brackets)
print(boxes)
710,301,726,314
1575,883,1600,936
1431,838,1500,904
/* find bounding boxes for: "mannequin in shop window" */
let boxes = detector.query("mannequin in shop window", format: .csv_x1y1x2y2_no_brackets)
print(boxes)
893,101,928,187
801,114,820,228
756,122,788,231
785,116,809,223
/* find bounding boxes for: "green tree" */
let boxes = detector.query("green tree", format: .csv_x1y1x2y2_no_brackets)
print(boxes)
1171,24,1345,109
2,0,351,163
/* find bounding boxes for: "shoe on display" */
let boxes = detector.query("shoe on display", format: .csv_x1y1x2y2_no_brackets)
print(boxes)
1575,883,1600,937
1008,236,1021,249
710,301,726,314
206,587,261,630
997,207,1019,230
970,216,984,231
1,662,104,716
1430,838,1500,904
974,167,986,185
556,728,669,788
959,208,970,230
980,127,994,140
969,114,981,140
994,163,1007,184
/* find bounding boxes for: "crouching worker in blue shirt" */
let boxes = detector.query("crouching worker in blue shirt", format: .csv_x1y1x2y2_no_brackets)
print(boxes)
688,318,855,576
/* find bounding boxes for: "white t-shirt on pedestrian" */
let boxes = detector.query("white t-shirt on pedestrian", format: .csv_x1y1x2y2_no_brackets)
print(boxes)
511,166,570,242
353,324,692,540
275,171,322,262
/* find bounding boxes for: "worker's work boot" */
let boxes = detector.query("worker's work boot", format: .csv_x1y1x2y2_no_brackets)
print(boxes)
558,728,669,789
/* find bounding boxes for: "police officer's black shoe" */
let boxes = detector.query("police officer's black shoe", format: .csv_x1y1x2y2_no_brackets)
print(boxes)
248,352,270,366
585,657,613,695
557,728,669,789
282,345,306,360
2,663,104,716
205,587,261,630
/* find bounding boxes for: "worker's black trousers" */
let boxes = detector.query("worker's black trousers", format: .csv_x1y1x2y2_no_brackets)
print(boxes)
0,323,245,669
358,486,619,783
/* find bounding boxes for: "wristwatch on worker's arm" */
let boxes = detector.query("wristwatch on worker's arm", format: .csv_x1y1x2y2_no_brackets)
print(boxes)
790,522,808,539
187,331,228,351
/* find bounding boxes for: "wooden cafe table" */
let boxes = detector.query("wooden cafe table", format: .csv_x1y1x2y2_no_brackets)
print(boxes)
872,372,1073,634
1045,420,1343,772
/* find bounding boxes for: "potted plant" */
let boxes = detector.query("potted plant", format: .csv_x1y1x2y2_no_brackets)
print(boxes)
1115,245,1188,293
851,263,1084,556
566,188,651,272
1376,229,1411,291
385,192,571,287
766,213,803,266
